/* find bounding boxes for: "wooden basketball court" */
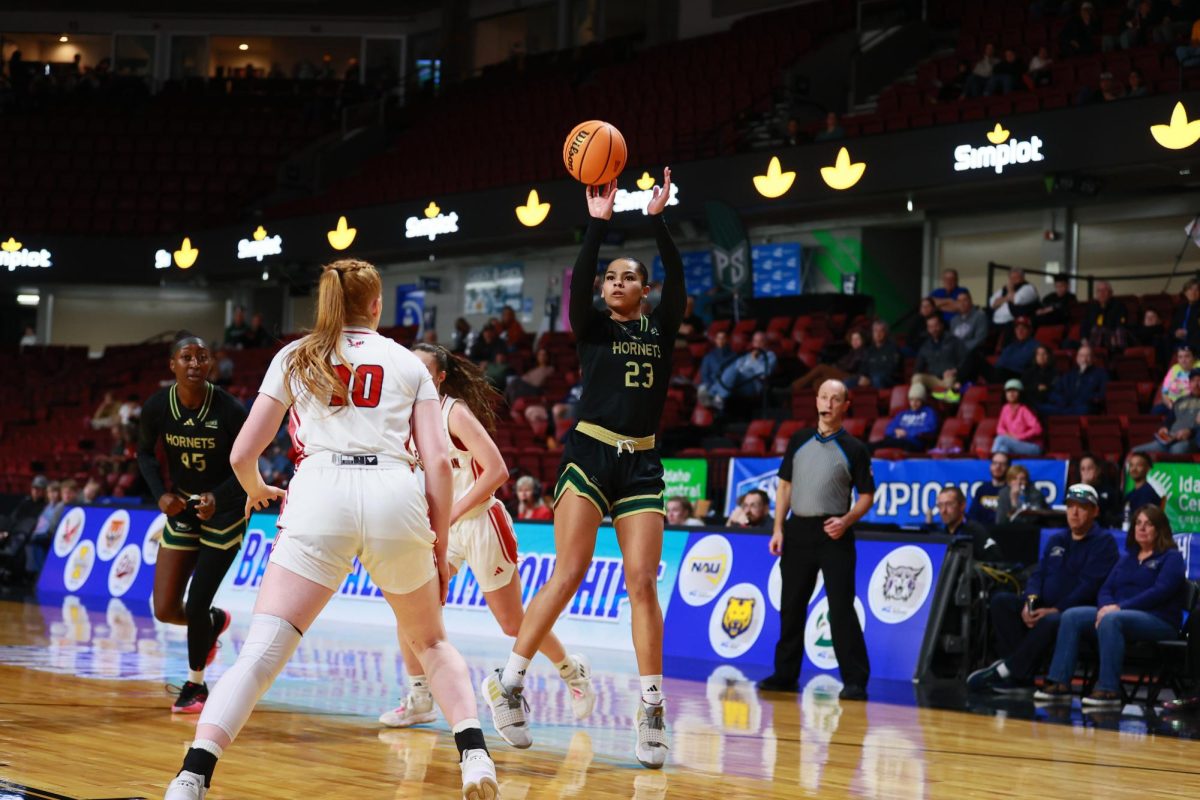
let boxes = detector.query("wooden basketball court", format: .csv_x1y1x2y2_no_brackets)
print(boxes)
1,597,1198,799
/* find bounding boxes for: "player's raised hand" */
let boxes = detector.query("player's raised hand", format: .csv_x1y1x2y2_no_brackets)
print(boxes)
646,167,672,216
244,483,286,519
586,179,618,220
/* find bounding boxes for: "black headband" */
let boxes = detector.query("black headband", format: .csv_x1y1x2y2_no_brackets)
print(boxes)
171,336,208,355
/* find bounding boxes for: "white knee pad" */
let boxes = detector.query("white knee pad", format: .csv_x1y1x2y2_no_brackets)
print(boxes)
198,613,302,741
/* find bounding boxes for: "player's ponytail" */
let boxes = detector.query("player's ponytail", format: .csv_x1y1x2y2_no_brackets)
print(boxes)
286,259,381,406
412,342,500,432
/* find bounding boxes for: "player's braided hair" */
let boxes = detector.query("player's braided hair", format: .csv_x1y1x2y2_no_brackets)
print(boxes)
286,259,380,408
412,343,500,432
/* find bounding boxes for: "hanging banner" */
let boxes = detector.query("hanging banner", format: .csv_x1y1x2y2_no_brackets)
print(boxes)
652,250,715,295
751,243,802,298
1128,462,1200,535
394,284,425,335
464,263,524,316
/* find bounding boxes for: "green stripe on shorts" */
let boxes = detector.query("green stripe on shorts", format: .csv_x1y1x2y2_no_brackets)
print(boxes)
200,518,247,550
554,464,610,515
612,494,666,521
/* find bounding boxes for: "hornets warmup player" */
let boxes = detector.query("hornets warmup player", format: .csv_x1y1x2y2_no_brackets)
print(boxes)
482,168,682,768
138,332,247,714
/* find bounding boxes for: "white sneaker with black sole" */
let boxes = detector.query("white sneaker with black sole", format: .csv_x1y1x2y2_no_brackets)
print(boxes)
634,700,669,769
460,748,500,800
379,691,438,727
565,654,597,719
481,669,532,749
163,771,207,800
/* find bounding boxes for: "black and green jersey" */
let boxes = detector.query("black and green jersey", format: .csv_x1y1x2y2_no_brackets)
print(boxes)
569,215,686,438
137,382,248,513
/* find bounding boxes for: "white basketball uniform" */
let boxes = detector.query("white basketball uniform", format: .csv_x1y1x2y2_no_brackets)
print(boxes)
260,326,440,595
441,396,519,593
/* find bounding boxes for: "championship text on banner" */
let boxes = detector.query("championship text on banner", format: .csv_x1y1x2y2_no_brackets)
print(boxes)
725,457,1068,526
663,529,947,680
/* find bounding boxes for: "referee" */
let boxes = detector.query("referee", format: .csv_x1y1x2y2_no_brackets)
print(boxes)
758,379,876,699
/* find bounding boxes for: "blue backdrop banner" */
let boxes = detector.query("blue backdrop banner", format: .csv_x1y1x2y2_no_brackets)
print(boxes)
37,506,166,602
751,243,801,298
725,457,1069,527
652,250,715,295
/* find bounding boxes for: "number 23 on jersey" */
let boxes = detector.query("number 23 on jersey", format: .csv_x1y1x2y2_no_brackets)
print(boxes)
624,361,654,388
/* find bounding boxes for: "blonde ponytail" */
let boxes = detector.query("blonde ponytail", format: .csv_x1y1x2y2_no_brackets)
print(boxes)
286,259,381,407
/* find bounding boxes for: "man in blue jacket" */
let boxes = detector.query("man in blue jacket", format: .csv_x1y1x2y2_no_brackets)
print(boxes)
696,329,737,408
967,484,1119,693
991,316,1039,383
1038,343,1108,416
967,452,1010,525
871,383,938,453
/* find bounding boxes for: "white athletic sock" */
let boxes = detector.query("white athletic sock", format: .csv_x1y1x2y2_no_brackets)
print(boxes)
997,662,1011,679
190,739,224,759
501,652,531,688
409,674,431,697
640,674,663,706
188,669,206,684
452,717,482,734
554,656,577,680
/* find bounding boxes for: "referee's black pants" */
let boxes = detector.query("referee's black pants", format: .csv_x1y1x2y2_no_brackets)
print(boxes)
774,515,871,687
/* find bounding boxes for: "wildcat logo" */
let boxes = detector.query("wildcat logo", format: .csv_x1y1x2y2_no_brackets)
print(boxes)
722,597,756,638
868,545,934,624
53,507,87,557
708,583,765,658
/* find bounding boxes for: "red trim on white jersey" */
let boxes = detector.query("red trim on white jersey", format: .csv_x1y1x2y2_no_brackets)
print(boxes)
488,502,519,565
288,406,307,466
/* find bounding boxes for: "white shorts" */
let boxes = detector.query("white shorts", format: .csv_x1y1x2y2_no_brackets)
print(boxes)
447,500,519,593
271,463,437,595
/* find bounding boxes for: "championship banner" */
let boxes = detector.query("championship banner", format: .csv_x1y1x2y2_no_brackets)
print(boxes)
662,458,708,505
725,457,1068,527
1127,462,1200,535
662,529,948,680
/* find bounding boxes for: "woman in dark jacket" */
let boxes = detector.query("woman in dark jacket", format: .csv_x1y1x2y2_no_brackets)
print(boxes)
906,297,939,356
1021,345,1058,406
1036,505,1186,706
792,329,868,390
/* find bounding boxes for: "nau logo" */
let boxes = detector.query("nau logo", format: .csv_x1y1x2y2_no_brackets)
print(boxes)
722,596,756,638
679,534,734,606
708,582,765,658
954,122,1044,174
868,545,934,624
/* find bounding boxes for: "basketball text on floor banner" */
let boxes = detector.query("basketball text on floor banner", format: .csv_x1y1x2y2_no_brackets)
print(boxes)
725,457,1069,527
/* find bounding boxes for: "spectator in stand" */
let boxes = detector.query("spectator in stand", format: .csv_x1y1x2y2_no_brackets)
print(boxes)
24,479,77,580
1036,504,1186,706
1081,71,1124,104
989,268,1040,328
1133,368,1200,454
792,329,867,390
1079,453,1123,529
666,496,703,527
968,452,1011,526
0,476,49,576
871,383,938,453
725,489,773,529
697,330,737,408
450,317,473,355
242,312,269,348
993,379,1043,456
19,325,37,349
1123,452,1162,523
968,484,1119,695
949,290,988,355
513,476,553,521
964,43,1000,98
995,463,1050,523
468,325,504,364
497,305,525,345
118,394,141,427
911,315,967,399
552,381,583,431
505,348,555,405
1134,307,1171,368
676,296,707,341
1114,0,1156,50
781,117,802,146
985,47,1023,95
212,348,235,387
1024,45,1054,90
484,350,514,393
1157,344,1196,413
814,111,845,142
1125,68,1149,98
936,486,1004,561
1175,13,1200,65
1171,279,1200,353
712,331,777,412
992,317,1039,383
1039,343,1108,416
1035,274,1076,325
224,306,249,349
1023,345,1060,406
81,477,106,505
906,297,939,356
1081,280,1129,350
931,268,968,322
857,320,900,388
90,390,122,431
935,60,970,103
1060,1,1100,57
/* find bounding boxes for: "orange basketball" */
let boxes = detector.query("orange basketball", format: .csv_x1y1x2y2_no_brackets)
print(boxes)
562,120,627,185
